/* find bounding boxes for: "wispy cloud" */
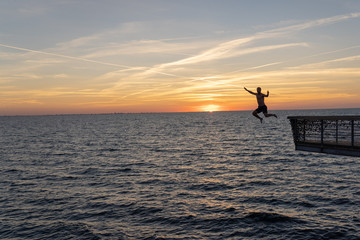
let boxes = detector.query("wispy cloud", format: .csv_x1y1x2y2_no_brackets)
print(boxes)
0,43,136,70
320,55,360,64
288,55,360,69
81,39,206,59
18,6,48,16
164,43,307,67
134,12,360,78
267,12,360,33
136,42,307,79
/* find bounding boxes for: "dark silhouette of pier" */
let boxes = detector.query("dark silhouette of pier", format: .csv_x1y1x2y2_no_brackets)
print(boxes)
288,116,360,157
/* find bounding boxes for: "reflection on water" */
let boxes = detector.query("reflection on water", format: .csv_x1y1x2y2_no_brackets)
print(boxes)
0,109,359,239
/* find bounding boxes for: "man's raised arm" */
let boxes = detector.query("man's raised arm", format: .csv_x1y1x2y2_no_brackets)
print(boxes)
244,87,256,95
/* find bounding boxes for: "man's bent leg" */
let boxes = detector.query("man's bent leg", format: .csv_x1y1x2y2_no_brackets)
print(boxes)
264,113,277,118
253,110,263,123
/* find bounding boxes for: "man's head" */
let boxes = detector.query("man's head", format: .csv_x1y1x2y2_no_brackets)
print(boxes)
257,87,261,93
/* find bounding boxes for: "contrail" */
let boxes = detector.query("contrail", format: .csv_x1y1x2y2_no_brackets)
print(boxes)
0,42,242,88
0,42,185,78
0,43,134,69
225,62,283,75
295,45,360,61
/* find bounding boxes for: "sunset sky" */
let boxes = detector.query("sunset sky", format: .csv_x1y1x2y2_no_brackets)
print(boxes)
1,0,360,115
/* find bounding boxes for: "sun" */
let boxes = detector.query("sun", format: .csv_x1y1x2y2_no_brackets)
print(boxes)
201,104,220,113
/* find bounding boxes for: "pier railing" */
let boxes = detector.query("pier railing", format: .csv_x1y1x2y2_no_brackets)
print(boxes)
288,116,360,157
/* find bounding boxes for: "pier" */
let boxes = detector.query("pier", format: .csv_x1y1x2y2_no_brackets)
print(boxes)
288,116,360,157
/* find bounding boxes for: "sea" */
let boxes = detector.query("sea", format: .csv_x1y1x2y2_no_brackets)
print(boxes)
0,109,359,240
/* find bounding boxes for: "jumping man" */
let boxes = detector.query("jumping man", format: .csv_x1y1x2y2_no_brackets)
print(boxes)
244,87,277,123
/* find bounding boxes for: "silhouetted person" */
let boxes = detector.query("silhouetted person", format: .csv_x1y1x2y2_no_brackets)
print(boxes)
244,87,277,123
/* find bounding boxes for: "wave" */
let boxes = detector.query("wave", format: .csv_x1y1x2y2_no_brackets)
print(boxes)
1,221,101,240
187,182,235,191
137,210,302,228
243,211,302,223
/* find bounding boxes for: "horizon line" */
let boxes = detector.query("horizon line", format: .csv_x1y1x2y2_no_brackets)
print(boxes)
1,107,360,117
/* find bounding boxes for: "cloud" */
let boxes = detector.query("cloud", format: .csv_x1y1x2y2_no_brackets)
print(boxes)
56,11,351,68
267,12,360,33
81,39,206,59
133,12,360,79
0,42,136,70
288,55,360,69
54,21,152,52
322,55,360,64
165,42,307,67
161,36,256,66
54,74,69,78
18,6,48,16
56,35,101,50
136,41,307,79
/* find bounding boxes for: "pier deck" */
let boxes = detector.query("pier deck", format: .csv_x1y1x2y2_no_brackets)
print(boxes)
288,116,360,157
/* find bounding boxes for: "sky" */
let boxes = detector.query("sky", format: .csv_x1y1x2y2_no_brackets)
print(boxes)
1,0,360,115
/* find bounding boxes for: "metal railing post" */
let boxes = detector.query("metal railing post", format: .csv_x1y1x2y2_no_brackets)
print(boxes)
351,120,354,147
303,120,306,142
336,120,338,144
321,120,324,145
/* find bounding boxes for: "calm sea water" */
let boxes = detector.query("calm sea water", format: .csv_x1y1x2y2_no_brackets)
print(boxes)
0,109,359,240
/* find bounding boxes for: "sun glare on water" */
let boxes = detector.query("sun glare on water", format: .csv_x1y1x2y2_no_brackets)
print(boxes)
201,104,220,113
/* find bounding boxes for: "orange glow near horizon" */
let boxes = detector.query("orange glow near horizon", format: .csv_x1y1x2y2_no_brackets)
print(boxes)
2,59,359,116
1,82,360,116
